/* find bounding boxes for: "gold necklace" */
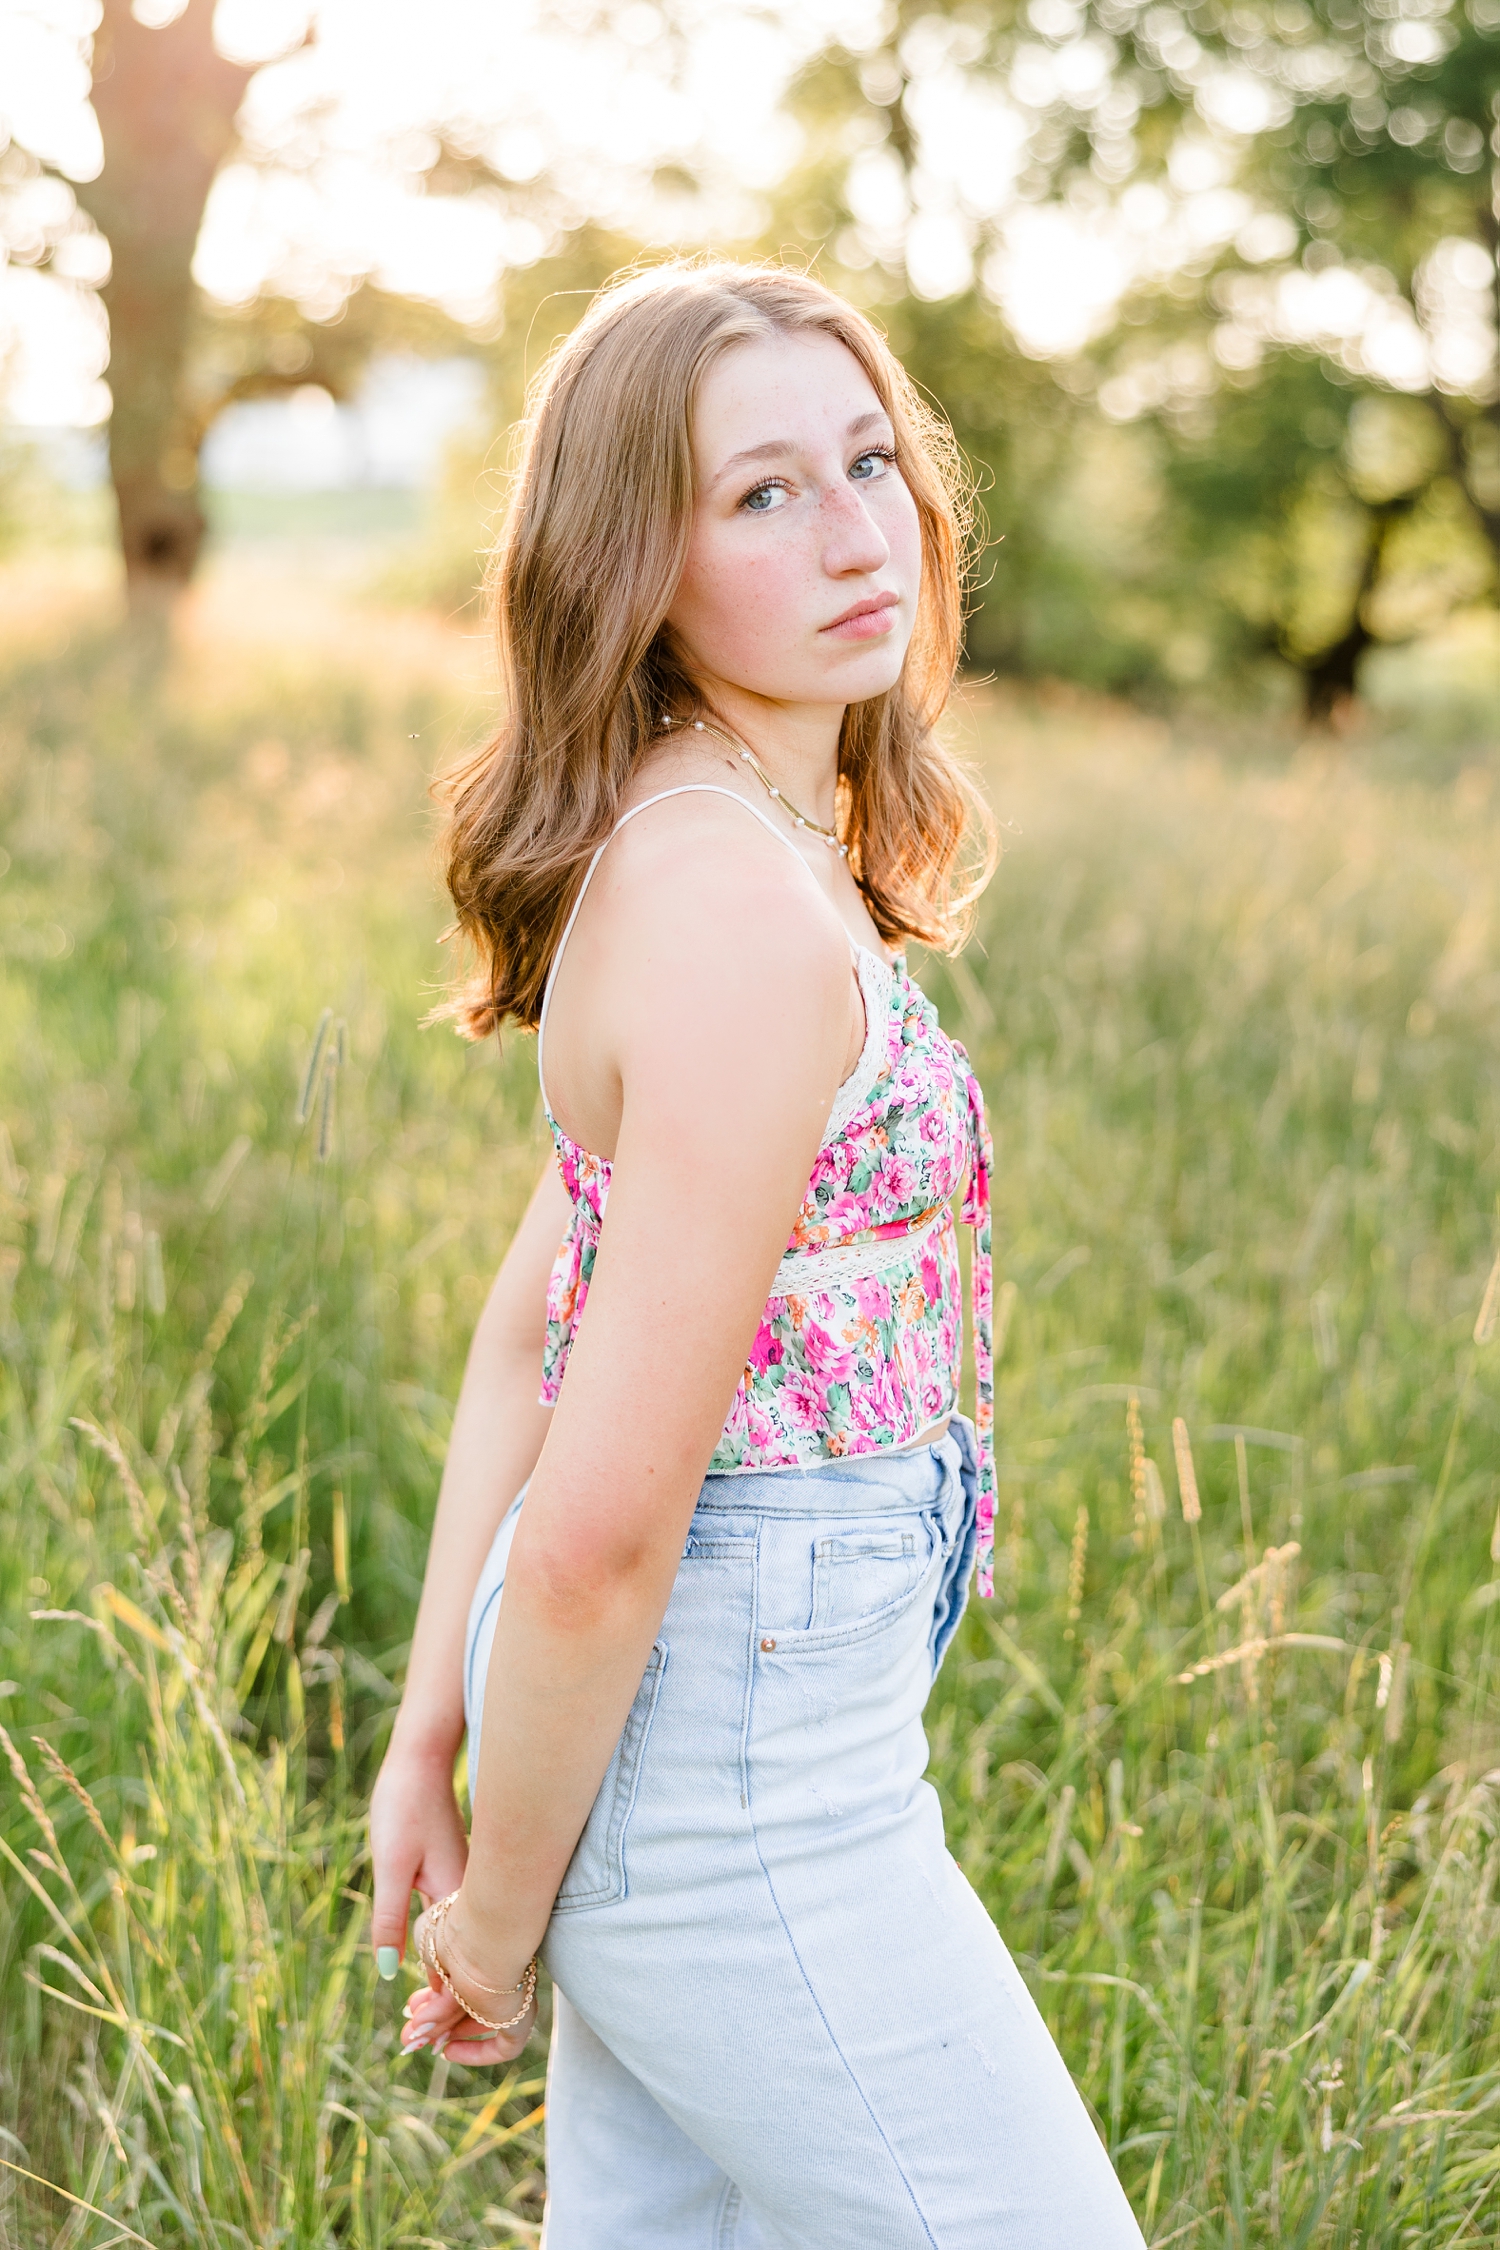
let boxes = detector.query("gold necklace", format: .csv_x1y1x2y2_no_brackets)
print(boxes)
674,717,849,858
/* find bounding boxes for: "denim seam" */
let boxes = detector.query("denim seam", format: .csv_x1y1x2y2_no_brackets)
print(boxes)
465,1579,503,1728
552,1641,668,1913
736,1536,759,1816
743,1653,941,2250
714,2175,743,2248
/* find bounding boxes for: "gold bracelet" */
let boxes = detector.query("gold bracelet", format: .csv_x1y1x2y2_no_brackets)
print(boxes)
420,1892,538,2034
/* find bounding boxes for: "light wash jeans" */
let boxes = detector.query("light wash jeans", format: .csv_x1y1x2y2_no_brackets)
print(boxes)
464,1421,1146,2250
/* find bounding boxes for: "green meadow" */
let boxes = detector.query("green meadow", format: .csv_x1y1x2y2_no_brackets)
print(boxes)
1,553,1498,2247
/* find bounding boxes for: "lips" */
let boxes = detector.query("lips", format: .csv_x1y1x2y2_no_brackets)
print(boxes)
821,592,900,640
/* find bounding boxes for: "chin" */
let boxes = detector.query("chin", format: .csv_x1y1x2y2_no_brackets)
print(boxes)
827,645,911,704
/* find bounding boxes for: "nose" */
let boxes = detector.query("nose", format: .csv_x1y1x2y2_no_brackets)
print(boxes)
820,478,890,579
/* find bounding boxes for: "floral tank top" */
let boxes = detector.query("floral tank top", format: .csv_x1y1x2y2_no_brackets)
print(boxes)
536,787,997,1596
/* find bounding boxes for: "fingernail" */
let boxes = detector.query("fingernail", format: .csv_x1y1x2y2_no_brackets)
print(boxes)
403,2035,428,2052
376,1947,400,1982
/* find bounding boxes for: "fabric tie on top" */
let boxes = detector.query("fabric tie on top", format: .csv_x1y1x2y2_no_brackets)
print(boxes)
955,1041,996,1595
535,784,1000,1597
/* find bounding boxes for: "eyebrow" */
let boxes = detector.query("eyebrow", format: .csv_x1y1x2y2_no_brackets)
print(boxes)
708,409,893,492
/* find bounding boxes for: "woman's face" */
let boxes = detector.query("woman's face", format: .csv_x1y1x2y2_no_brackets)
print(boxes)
665,330,923,712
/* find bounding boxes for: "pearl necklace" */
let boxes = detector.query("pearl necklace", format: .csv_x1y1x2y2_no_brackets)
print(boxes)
671,717,849,857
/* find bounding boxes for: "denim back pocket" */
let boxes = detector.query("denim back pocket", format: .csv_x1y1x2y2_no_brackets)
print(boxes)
552,1640,668,1913
809,1527,924,1631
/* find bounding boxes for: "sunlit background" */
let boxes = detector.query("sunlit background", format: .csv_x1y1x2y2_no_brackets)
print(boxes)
3,0,1496,708
2,6,1500,2246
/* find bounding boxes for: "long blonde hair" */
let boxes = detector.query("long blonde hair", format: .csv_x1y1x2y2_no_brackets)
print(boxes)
439,258,993,1038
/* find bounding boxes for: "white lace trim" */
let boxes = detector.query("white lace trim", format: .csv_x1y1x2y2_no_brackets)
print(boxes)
767,1205,950,1297
824,946,894,1140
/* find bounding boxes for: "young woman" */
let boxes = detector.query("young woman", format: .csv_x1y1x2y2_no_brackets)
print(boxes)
368,261,1145,2249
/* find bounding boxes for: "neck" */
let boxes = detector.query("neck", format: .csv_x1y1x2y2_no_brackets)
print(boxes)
695,685,844,830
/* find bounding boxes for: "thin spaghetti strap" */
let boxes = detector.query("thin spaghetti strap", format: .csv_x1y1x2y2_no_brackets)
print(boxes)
537,833,612,1118
537,785,823,1116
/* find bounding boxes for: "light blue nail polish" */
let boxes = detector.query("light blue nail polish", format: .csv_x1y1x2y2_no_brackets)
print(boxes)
376,1947,400,1982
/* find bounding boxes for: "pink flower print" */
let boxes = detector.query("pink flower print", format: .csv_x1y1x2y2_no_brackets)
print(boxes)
852,1274,893,1325
919,1246,942,1300
722,1385,752,1439
727,1385,780,1452
903,1318,936,1378
819,1191,877,1239
847,1385,886,1438
745,1393,783,1454
801,1320,857,1383
848,1359,906,1437
920,1379,946,1420
779,1368,830,1431
920,1108,947,1145
880,1153,918,1205
790,1213,833,1249
808,1151,847,1189
821,1138,859,1184
747,1320,782,1377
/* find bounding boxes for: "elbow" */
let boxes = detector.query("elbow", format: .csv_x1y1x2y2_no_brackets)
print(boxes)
503,1517,661,1640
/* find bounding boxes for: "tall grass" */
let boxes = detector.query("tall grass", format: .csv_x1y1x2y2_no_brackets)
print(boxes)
2,572,1498,2245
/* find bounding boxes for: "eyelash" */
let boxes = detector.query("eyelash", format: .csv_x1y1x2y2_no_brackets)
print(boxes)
739,447,897,513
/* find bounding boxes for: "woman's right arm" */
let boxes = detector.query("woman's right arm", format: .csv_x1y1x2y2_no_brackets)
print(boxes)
367,1158,570,1976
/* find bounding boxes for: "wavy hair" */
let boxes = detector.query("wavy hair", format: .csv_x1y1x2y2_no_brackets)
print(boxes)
438,258,993,1038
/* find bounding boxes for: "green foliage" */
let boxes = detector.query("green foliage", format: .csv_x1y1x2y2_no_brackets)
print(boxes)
0,587,551,2245
2,570,1499,2243
771,0,1500,707
918,685,1500,2238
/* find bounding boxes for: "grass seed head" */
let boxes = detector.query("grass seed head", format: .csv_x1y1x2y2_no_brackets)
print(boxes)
1384,1642,1409,1745
1173,1417,1202,1523
1064,1503,1089,1641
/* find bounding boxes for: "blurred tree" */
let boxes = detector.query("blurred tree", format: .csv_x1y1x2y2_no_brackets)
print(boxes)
1086,0,1500,711
771,42,1175,690
71,0,249,604
1,3,540,614
780,0,1499,711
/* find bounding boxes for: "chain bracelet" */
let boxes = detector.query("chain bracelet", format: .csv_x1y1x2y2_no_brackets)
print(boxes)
420,1891,538,2034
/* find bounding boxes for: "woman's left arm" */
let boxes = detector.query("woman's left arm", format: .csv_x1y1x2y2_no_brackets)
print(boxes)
402,842,851,2063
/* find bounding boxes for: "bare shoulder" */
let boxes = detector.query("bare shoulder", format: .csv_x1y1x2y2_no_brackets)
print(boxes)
591,787,847,995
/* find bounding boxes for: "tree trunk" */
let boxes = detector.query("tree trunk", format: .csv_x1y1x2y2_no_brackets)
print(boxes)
1293,495,1414,725
1300,610,1372,725
74,0,249,612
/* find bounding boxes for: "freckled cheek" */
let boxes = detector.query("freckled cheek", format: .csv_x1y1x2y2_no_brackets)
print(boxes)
681,545,818,661
882,493,924,597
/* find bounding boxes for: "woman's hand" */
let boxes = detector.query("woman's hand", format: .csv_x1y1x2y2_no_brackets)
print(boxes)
402,1890,539,2065
369,1743,470,1982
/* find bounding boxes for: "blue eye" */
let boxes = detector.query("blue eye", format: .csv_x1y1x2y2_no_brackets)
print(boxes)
744,485,779,512
850,448,895,482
